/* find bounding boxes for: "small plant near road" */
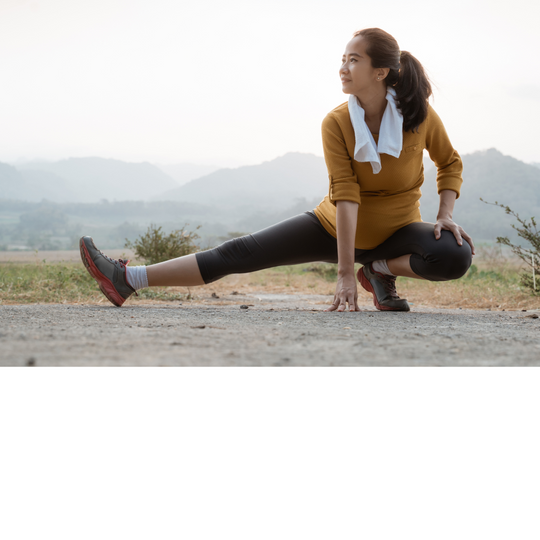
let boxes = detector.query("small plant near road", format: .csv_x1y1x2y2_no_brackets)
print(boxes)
480,199,539,295
125,223,201,265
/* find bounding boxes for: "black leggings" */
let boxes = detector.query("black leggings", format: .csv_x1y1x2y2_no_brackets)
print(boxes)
195,211,473,284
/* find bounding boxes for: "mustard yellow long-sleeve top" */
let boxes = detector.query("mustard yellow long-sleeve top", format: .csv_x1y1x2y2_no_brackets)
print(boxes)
313,101,463,250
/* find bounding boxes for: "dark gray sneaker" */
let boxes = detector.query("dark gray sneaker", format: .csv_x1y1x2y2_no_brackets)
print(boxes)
79,236,137,307
357,262,410,312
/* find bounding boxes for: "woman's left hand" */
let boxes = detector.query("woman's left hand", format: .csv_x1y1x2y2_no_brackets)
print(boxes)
434,217,476,256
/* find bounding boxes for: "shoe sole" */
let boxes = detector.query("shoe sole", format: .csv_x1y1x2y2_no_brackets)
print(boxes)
79,237,126,307
357,267,410,312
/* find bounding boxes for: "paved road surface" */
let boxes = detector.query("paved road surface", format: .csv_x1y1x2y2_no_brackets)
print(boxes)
1,294,539,366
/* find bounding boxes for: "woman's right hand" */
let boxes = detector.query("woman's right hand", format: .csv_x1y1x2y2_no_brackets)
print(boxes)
325,272,360,312
329,200,360,312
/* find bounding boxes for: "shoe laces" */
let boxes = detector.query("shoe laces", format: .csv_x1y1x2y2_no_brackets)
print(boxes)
99,249,130,269
380,274,400,299
370,264,400,299
98,251,138,296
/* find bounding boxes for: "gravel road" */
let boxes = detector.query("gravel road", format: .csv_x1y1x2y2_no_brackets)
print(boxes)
1,293,539,366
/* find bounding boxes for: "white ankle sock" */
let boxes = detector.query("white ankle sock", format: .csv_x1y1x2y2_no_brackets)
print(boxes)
125,265,148,291
372,259,395,276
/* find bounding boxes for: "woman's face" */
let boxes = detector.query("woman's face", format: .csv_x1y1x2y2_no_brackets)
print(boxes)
339,36,385,95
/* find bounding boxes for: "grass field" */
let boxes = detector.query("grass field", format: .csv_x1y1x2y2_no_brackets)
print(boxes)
0,246,538,310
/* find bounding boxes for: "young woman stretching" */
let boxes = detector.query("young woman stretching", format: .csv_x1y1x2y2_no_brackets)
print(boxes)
80,27,475,313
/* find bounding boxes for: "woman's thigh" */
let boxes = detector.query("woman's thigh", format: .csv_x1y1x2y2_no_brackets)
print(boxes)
354,221,473,281
196,211,340,283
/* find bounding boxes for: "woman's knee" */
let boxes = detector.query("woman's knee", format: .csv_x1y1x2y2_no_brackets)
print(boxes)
433,237,473,280
444,246,472,279
412,234,472,281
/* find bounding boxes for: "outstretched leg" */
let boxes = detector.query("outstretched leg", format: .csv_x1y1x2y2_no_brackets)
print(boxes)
194,211,340,284
148,210,341,286
80,211,341,306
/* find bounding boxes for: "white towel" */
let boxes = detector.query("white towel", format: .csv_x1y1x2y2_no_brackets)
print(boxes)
348,86,403,174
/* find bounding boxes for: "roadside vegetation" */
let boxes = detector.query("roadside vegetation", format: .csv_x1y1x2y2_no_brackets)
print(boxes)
124,223,201,265
0,260,188,304
480,200,539,296
0,245,538,310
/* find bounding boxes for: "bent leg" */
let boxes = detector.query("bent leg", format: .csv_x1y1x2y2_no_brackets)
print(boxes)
386,254,423,279
355,222,473,281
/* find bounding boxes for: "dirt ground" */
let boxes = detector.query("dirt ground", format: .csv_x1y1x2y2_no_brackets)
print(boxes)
1,293,539,366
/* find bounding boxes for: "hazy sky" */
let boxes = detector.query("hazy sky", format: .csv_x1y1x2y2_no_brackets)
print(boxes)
0,0,538,167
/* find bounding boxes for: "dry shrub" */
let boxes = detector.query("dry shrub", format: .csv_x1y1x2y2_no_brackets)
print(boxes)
481,199,539,296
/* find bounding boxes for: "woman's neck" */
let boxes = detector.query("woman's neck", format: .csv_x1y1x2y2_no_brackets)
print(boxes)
355,87,388,128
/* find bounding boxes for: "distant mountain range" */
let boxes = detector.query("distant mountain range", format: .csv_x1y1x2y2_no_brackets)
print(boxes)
157,162,221,186
1,157,178,202
153,152,329,211
0,154,327,206
419,148,540,240
1,149,539,246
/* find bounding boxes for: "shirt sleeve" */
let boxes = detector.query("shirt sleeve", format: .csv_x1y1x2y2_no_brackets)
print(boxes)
321,113,361,206
425,105,463,199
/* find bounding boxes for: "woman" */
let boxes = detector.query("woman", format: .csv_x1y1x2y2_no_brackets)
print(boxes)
80,27,474,312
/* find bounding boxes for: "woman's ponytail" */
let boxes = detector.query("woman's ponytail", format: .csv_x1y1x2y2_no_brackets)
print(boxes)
393,50,432,133
353,28,433,133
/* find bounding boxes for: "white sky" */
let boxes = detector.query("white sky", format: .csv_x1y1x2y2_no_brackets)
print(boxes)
0,0,538,167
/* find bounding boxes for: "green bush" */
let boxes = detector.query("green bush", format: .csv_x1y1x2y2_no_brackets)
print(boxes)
124,223,201,265
481,199,539,295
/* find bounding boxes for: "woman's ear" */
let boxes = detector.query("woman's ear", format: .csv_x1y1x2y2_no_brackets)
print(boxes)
378,67,390,80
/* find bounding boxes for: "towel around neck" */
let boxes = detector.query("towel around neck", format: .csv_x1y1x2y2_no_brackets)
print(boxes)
347,86,404,174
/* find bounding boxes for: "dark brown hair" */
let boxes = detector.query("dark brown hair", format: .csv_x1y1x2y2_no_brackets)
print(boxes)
353,27,432,133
